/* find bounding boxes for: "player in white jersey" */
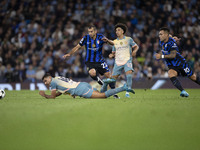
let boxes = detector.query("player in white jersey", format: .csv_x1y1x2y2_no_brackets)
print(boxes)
39,73,135,99
103,23,139,98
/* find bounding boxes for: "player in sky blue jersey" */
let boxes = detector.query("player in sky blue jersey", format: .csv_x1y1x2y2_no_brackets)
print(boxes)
63,25,120,98
39,73,135,99
155,27,200,97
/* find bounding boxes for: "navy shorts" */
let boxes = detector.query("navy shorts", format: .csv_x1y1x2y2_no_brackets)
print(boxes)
86,62,110,75
168,63,193,77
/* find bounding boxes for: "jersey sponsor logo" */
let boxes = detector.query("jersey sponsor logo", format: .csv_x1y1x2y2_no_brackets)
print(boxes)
88,47,99,51
116,45,129,50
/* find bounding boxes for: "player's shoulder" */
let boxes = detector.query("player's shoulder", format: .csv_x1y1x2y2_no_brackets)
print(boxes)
167,37,176,46
84,34,90,38
50,77,57,86
97,33,104,39
125,36,131,39
113,38,118,43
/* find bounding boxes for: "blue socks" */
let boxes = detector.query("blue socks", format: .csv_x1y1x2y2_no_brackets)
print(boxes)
126,74,132,89
105,86,125,97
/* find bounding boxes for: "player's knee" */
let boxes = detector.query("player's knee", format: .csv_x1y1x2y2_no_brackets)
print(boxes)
89,69,96,76
168,70,177,78
189,73,196,81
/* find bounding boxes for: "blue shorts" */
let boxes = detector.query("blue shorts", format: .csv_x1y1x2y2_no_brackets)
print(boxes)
74,82,94,98
112,59,134,76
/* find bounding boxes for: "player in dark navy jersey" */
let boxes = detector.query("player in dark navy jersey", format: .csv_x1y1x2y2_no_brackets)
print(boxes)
63,25,120,98
155,27,200,97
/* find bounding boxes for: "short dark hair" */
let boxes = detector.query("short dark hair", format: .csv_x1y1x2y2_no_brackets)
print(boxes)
115,23,127,34
159,27,170,34
88,24,97,30
42,73,51,80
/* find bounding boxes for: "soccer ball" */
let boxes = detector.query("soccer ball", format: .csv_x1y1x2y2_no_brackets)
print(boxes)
0,89,5,99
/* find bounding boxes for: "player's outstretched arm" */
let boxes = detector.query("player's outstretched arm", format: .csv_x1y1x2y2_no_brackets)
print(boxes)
63,44,82,59
102,37,114,45
39,90,62,99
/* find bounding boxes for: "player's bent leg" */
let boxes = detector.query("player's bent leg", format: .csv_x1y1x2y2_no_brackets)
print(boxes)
89,68,103,85
168,69,189,97
189,73,200,85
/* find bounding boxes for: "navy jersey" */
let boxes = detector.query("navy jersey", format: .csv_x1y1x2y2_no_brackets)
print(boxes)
79,33,106,63
159,37,186,67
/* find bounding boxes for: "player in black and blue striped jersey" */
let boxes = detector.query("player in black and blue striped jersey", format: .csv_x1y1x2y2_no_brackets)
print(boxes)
155,27,200,97
63,25,120,98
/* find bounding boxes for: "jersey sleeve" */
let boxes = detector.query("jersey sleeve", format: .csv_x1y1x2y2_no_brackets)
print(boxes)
99,34,106,44
79,35,87,46
50,81,57,91
169,41,178,51
129,37,136,47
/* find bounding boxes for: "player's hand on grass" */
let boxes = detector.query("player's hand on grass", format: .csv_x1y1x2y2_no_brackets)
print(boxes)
39,91,45,97
155,53,161,59
63,53,70,59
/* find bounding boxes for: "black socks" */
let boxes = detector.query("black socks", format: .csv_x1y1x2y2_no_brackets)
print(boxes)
90,75,103,85
170,77,184,91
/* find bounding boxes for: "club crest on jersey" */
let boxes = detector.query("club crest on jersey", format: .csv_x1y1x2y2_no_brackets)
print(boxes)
120,42,123,45
125,41,128,44
92,44,96,48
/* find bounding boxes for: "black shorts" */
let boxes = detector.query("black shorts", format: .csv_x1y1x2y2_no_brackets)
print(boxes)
168,63,193,77
86,62,110,75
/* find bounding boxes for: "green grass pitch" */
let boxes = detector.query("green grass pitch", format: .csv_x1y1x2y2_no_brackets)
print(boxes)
0,89,200,150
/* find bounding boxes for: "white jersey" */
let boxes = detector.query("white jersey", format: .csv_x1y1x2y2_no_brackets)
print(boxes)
112,36,137,66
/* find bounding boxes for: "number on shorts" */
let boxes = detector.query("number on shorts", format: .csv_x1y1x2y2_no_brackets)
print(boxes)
127,62,132,68
184,67,190,73
101,62,108,69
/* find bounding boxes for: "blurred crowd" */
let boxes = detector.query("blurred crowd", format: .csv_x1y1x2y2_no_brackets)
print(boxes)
0,0,200,82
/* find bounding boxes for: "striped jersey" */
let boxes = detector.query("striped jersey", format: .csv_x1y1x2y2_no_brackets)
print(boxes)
79,33,106,63
159,37,186,67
